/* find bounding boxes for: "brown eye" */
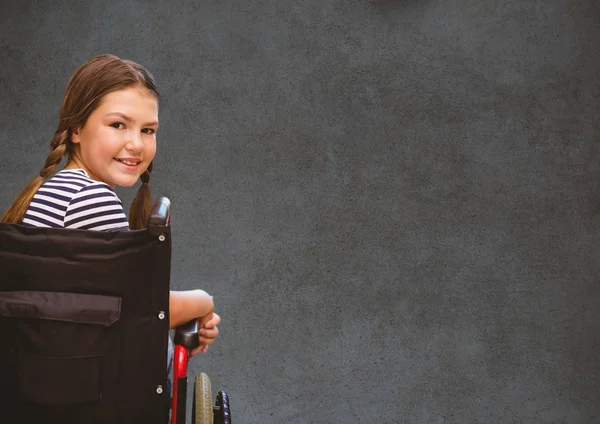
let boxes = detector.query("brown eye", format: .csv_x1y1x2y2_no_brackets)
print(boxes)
142,128,156,135
111,122,125,129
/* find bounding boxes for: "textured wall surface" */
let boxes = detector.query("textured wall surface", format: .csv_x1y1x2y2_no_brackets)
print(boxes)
1,1,599,423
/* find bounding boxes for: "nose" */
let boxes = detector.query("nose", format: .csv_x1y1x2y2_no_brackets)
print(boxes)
126,131,144,152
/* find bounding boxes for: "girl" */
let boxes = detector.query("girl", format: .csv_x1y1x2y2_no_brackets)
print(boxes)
1,53,219,356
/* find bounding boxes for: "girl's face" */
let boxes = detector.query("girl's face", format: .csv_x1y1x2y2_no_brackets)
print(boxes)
69,86,159,188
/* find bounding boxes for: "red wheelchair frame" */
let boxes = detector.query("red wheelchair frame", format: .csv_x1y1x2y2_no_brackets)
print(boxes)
171,319,231,424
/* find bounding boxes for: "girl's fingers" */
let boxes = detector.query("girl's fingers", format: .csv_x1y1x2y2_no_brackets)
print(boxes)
199,336,218,345
204,313,221,328
189,313,220,357
190,343,210,357
200,326,219,337
199,338,214,347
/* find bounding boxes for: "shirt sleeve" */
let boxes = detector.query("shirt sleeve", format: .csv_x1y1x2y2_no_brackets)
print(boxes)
64,183,130,231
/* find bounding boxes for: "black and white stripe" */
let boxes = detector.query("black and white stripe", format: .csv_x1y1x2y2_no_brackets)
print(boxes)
22,169,129,231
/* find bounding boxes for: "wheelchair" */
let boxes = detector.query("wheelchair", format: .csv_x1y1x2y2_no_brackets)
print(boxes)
0,197,232,424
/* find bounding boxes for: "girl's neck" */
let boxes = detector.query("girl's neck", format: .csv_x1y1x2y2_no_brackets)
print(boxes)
63,161,100,183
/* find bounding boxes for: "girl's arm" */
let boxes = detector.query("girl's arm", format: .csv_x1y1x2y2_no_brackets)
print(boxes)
168,289,214,329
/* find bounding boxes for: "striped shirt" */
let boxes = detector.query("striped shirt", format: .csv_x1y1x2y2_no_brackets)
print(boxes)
22,169,129,232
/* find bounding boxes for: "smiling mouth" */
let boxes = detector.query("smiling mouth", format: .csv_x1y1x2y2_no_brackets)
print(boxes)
115,158,141,166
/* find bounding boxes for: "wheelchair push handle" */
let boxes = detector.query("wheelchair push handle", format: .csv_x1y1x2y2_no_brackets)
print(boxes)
147,196,171,235
173,318,201,351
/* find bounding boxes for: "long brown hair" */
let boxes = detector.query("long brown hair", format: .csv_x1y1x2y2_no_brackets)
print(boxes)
1,54,160,230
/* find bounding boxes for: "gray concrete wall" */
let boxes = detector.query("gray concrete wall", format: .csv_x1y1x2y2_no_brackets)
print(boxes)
1,1,599,422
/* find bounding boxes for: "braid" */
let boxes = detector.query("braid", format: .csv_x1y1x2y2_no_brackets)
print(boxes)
40,130,69,178
128,161,153,230
1,130,70,224
141,161,152,184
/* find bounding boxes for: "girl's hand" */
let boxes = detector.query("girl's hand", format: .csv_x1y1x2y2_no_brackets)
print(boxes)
191,312,221,357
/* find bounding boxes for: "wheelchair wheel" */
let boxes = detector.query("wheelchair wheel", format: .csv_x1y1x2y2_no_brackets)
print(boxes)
214,391,232,424
193,372,213,424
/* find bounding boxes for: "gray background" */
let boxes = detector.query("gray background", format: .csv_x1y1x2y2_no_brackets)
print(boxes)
1,0,599,423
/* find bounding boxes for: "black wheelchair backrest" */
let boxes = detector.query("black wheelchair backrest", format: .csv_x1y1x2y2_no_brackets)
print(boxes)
0,197,173,424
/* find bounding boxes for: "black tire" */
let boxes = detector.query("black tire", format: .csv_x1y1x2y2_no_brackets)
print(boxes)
214,391,232,424
193,373,213,424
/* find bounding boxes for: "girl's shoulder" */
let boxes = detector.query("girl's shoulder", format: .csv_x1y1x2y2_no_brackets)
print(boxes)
47,168,111,190
43,169,123,204
50,168,119,198
22,169,129,231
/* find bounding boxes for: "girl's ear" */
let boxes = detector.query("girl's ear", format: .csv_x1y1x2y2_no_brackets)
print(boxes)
70,126,81,144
